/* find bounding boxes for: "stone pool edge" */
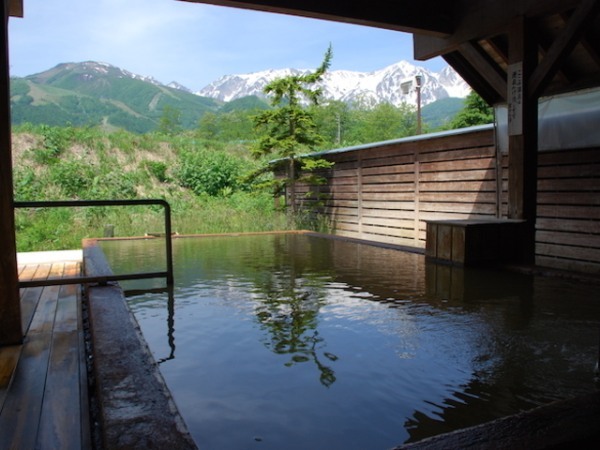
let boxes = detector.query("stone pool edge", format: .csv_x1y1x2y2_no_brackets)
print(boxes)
82,239,197,450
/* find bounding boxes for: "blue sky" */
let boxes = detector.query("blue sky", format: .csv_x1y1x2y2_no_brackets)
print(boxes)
8,0,446,92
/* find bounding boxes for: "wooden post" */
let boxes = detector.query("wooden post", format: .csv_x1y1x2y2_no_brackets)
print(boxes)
507,16,538,264
0,0,22,345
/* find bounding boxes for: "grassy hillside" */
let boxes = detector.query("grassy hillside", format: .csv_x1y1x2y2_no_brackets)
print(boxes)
11,62,223,133
11,124,313,252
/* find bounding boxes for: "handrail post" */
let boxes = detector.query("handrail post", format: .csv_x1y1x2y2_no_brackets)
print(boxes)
14,199,175,287
163,201,174,286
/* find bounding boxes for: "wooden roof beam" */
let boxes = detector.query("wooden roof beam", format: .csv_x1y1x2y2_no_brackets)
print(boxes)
178,0,454,36
529,0,600,98
9,0,23,18
458,41,507,102
442,51,503,105
562,11,600,70
414,0,582,60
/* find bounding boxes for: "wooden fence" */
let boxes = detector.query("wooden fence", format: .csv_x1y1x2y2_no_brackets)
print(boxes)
287,124,600,275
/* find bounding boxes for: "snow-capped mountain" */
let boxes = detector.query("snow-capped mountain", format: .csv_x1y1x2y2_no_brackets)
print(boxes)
195,61,471,107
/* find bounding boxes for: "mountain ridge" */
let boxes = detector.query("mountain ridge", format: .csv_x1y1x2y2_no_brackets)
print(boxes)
196,60,470,107
10,60,468,133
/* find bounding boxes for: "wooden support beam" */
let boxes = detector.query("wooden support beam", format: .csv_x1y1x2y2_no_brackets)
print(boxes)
8,0,22,17
507,16,539,264
529,0,600,98
414,0,582,60
458,41,507,101
442,52,504,105
0,0,22,345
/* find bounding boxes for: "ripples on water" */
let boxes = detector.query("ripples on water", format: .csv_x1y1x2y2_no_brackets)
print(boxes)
102,234,600,449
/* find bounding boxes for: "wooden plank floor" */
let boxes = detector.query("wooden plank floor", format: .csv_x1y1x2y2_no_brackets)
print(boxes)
0,258,90,450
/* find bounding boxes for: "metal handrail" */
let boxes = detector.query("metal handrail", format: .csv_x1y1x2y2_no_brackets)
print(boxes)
15,199,174,287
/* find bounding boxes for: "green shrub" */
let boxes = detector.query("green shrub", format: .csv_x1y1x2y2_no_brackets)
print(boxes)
143,160,169,182
49,160,94,197
32,125,75,164
176,148,244,196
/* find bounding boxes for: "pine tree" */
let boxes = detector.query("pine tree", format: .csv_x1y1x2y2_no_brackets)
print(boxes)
253,45,334,212
449,91,494,129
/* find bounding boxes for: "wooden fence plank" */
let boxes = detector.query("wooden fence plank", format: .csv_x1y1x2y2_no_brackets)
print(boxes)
361,154,415,168
362,163,415,176
418,145,496,163
537,218,600,233
361,184,415,193
363,217,415,228
361,200,416,210
420,157,496,173
536,243,600,262
539,147,600,165
419,202,497,214
361,225,417,239
537,192,600,205
362,208,415,220
420,180,498,192
538,205,600,220
362,192,416,201
538,164,600,178
536,230,600,248
419,169,496,182
419,192,497,203
538,178,600,191
536,255,600,274
362,173,415,184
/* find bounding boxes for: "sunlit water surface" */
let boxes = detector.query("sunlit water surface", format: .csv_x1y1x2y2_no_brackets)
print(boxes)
101,234,600,449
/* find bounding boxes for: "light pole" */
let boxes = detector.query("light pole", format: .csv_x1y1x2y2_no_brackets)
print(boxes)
415,74,423,135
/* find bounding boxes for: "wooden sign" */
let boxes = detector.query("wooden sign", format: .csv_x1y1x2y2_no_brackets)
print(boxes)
508,62,523,136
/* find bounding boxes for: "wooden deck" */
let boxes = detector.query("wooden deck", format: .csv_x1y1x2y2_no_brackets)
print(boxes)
0,254,90,449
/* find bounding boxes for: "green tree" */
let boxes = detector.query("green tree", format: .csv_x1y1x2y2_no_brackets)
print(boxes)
158,105,182,135
197,112,219,140
346,102,417,144
252,45,334,212
311,100,351,147
449,91,494,129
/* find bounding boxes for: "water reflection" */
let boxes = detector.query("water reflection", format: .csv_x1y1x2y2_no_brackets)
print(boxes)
125,285,176,364
252,275,338,386
100,234,600,449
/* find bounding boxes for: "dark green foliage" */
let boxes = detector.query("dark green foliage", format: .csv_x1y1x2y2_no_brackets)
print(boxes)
12,125,297,252
309,100,351,147
197,109,257,142
252,46,334,212
50,160,95,196
346,102,417,143
448,91,494,129
175,147,245,197
13,167,45,201
31,125,74,164
143,160,169,182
